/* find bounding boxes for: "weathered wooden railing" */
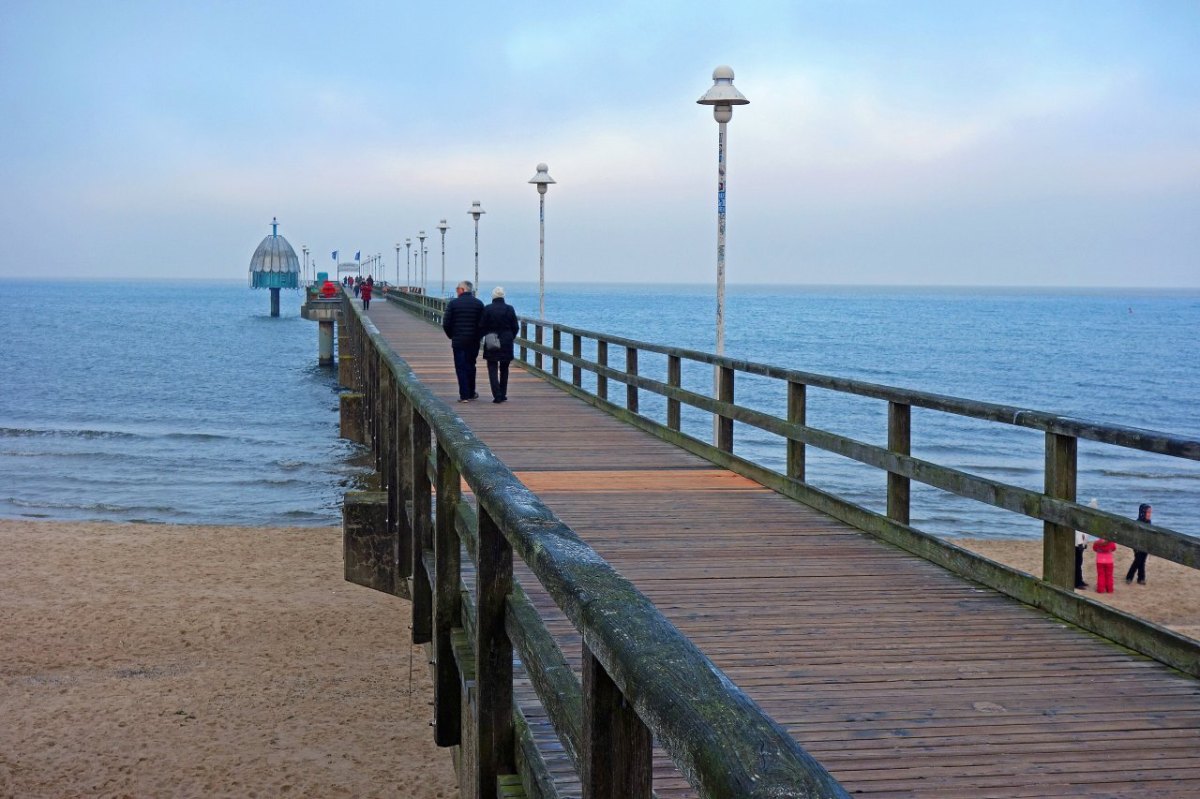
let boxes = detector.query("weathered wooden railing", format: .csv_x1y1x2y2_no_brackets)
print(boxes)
381,287,1200,678
341,291,850,799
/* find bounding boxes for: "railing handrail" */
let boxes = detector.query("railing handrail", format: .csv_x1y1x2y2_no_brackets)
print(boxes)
362,290,850,798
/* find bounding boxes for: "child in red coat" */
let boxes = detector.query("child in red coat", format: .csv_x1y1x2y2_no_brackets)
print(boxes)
1092,538,1117,593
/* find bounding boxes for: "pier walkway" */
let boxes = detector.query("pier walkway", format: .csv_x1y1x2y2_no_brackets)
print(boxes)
360,296,1200,798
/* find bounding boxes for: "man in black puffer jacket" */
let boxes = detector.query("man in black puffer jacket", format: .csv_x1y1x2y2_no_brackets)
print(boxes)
442,280,485,402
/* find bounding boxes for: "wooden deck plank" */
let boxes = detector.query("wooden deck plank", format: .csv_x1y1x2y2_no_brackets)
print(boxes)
365,299,1200,798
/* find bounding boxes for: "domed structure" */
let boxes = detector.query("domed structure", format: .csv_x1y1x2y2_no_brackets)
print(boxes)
249,217,300,316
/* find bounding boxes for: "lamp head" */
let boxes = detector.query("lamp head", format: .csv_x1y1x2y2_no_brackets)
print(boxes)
697,65,748,123
469,200,485,220
529,162,555,195
437,219,449,234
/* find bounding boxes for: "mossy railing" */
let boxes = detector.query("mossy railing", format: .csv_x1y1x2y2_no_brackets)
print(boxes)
344,292,849,799
382,287,1199,680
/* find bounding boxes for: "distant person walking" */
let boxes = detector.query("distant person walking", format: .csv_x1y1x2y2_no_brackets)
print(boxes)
1093,537,1116,593
1125,503,1152,585
442,280,484,402
478,286,518,403
360,280,372,310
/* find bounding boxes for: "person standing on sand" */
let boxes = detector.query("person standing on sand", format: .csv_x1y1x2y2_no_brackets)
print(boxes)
478,286,518,403
442,280,484,403
1126,503,1152,585
1093,536,1116,593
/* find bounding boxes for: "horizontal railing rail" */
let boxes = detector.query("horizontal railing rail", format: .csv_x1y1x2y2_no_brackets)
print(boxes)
356,289,849,798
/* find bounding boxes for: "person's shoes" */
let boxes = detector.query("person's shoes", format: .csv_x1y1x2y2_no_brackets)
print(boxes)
458,398,470,403
471,393,479,399
1075,582,1088,589
1125,578,1133,584
1137,579,1146,585
492,397,503,403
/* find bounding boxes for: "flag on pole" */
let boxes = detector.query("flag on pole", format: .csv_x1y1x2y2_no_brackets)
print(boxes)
332,250,338,261
355,251,361,261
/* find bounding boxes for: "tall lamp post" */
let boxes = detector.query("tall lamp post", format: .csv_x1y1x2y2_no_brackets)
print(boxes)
417,231,427,295
697,65,749,446
528,163,555,319
697,65,749,358
468,201,485,290
436,219,449,297
405,238,412,290
302,246,309,283
395,243,401,287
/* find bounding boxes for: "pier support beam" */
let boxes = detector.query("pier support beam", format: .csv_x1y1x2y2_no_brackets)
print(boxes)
318,320,334,366
342,491,392,593
338,354,357,390
340,392,366,444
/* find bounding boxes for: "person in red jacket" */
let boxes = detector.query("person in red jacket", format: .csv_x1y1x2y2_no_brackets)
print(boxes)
360,280,372,310
320,280,336,299
1093,537,1117,593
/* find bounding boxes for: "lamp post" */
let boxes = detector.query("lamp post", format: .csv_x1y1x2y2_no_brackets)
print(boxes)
395,243,401,287
697,65,749,359
417,231,427,295
468,201,485,290
302,246,309,283
436,219,449,297
698,65,749,446
528,163,555,319
405,238,412,290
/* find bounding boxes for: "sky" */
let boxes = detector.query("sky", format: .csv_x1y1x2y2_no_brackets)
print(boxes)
1,1,1198,287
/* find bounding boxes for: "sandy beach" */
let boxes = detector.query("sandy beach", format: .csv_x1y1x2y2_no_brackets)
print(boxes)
0,520,457,799
959,537,1200,640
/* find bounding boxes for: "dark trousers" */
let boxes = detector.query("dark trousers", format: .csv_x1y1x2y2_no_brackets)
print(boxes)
1125,550,1147,583
362,298,370,309
1074,545,1086,587
486,359,510,400
452,346,478,400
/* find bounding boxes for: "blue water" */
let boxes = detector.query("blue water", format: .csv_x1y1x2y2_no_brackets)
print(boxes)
0,281,366,526
1,280,1196,538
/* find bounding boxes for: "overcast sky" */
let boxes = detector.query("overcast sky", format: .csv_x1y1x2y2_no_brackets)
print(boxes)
2,1,1197,286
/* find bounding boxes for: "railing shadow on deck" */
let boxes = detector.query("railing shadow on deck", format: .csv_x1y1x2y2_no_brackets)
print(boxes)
344,291,851,799
382,287,1200,682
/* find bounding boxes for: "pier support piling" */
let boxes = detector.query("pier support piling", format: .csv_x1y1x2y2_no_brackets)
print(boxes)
318,320,334,366
342,491,393,593
340,392,366,444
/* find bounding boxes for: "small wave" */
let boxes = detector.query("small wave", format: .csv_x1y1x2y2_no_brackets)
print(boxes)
0,426,141,441
274,459,307,470
4,497,177,514
1096,469,1199,481
161,432,236,442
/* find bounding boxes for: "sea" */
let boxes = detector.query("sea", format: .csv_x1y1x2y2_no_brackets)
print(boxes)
1,279,1196,540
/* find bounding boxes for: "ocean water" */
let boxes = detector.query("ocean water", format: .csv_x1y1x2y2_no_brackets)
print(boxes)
1,280,1196,539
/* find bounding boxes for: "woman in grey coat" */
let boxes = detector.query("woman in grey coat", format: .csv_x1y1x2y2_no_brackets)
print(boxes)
478,286,519,403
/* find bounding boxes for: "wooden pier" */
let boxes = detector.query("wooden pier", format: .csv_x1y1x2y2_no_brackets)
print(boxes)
337,289,1200,799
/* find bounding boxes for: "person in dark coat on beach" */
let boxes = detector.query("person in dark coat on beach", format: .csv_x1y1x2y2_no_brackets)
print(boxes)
1125,503,1152,585
442,280,485,402
478,286,519,403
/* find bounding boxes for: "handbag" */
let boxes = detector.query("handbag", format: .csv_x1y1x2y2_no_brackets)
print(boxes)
482,332,501,352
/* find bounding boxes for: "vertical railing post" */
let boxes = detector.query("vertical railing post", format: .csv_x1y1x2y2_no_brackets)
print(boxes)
887,402,911,525
625,346,639,414
572,333,583,388
787,381,806,482
410,409,433,644
716,364,734,452
383,376,398,581
552,328,561,378
395,389,413,582
582,644,652,799
519,321,528,363
475,505,514,799
666,354,682,431
597,340,609,401
434,443,462,746
535,324,544,372
1043,432,1078,589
